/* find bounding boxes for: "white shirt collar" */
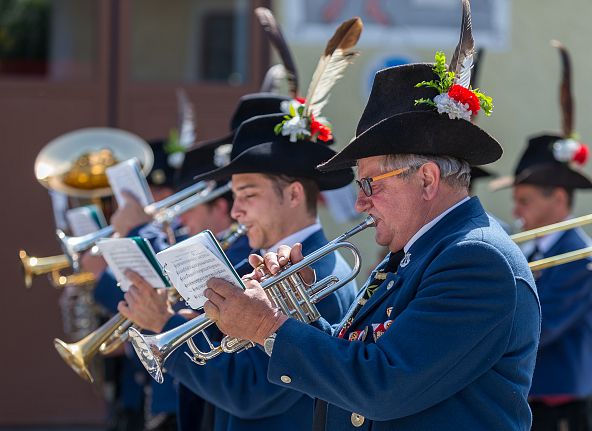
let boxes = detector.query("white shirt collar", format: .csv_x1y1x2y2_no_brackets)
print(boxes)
404,196,471,253
261,221,322,255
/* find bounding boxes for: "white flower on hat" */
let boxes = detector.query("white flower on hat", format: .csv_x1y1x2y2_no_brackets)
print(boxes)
280,115,310,142
552,138,580,162
214,144,233,168
167,152,185,169
433,93,473,122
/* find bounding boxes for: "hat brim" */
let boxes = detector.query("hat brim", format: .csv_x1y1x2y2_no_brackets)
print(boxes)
194,141,353,191
490,164,592,191
318,111,502,172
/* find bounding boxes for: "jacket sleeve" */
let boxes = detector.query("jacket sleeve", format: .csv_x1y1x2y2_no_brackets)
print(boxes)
164,329,306,419
267,241,522,421
538,259,592,347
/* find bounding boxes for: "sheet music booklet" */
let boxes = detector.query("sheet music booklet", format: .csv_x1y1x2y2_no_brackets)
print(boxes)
98,230,244,308
66,204,108,236
106,158,154,208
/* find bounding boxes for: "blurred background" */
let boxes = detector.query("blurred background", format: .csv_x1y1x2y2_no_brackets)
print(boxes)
1,0,591,428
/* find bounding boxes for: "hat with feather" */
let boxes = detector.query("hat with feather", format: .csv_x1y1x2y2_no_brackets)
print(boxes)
147,89,196,188
318,0,502,173
193,17,364,190
490,41,591,191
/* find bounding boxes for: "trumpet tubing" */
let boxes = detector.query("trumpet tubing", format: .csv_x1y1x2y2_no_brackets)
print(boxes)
19,250,70,288
129,216,375,383
50,270,95,288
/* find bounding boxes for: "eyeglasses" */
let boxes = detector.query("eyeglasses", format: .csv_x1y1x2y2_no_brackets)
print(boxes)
355,167,409,197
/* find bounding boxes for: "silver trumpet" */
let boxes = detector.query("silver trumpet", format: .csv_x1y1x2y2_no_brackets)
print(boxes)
56,181,229,269
129,215,375,383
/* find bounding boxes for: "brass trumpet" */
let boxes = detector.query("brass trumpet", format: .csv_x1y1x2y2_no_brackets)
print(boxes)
19,250,71,288
129,216,375,383
53,223,247,383
510,213,592,271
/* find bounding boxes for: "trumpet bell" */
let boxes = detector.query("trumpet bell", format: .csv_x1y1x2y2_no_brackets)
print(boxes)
35,127,153,198
53,338,94,383
128,329,165,383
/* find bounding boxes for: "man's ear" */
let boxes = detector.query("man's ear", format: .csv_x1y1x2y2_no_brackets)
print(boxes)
419,162,440,200
286,181,305,208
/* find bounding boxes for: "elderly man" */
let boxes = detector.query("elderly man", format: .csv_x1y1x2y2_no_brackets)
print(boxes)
202,53,541,429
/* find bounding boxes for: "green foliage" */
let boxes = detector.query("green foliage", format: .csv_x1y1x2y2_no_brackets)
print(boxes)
473,89,493,116
415,51,455,94
164,128,185,155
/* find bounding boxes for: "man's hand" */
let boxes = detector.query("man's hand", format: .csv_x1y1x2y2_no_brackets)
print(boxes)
247,243,314,284
203,278,288,345
110,191,151,236
117,270,174,333
80,251,107,278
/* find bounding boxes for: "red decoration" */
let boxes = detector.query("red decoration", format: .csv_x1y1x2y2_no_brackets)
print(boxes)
295,96,306,104
310,117,333,142
448,84,481,115
573,144,589,165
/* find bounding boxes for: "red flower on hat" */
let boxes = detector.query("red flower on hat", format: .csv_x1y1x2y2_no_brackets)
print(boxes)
448,84,481,115
573,144,590,165
310,115,333,142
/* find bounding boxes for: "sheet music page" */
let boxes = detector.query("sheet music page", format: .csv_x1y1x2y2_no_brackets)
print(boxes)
106,158,154,207
66,207,100,236
156,232,242,309
97,238,167,291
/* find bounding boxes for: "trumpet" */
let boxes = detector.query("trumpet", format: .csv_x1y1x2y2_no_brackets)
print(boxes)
510,213,592,271
53,222,247,383
19,250,96,289
19,250,71,288
57,181,227,269
129,216,375,383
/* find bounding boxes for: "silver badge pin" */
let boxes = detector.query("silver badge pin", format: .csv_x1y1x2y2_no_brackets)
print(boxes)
400,252,411,267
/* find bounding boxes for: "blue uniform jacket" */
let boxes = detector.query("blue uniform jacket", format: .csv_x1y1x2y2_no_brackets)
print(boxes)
529,227,592,397
163,228,358,431
267,197,541,431
93,222,180,414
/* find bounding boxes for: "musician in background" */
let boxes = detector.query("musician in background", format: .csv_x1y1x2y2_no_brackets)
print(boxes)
202,56,541,429
510,135,592,430
121,112,358,431
117,93,291,431
81,139,182,431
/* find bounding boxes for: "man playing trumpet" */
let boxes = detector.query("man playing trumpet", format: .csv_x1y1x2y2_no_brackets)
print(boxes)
201,3,542,429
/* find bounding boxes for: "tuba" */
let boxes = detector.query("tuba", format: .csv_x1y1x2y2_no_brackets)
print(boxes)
53,222,247,383
129,216,375,383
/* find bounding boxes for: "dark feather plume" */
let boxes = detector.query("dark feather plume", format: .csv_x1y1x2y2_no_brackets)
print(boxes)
304,17,363,118
551,40,574,138
255,7,299,98
469,48,484,89
260,64,288,94
449,0,475,88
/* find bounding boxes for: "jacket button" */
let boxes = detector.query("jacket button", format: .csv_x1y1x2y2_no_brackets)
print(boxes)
280,375,292,384
386,280,394,290
351,412,365,427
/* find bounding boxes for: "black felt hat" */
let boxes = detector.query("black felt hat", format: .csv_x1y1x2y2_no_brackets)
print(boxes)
490,134,592,190
490,42,591,191
147,139,178,189
193,114,353,191
175,140,227,191
195,93,290,148
318,63,502,172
